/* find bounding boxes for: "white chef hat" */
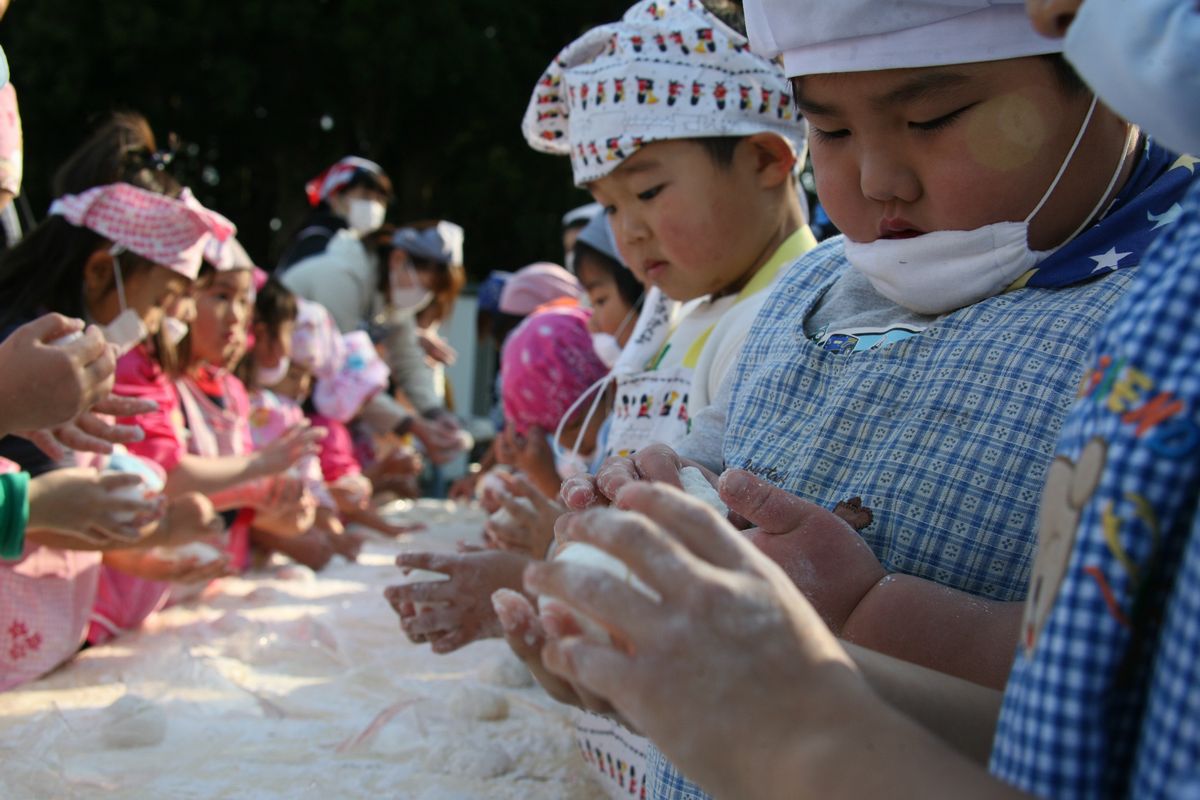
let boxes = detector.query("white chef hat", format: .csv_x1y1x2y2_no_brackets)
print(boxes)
523,0,807,186
744,0,1061,76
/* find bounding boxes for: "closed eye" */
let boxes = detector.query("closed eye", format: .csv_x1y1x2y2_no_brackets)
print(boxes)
637,184,664,201
909,102,978,133
810,126,850,143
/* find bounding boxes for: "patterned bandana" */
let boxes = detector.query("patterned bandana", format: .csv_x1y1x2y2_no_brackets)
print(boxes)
501,306,609,435
304,156,387,207
48,183,234,281
744,0,1061,76
522,0,807,186
290,298,345,381
313,331,390,423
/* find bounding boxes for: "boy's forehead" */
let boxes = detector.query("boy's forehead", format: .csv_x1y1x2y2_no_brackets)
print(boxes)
791,66,982,112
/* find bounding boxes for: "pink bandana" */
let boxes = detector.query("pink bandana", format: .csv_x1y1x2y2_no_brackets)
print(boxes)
499,262,584,316
313,331,390,423
290,299,345,380
501,306,609,435
304,156,387,207
49,183,234,281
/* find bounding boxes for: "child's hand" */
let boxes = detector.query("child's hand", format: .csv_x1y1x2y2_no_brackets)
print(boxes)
0,314,114,436
27,468,164,545
105,547,233,584
484,472,563,558
253,423,325,477
411,414,465,465
384,549,532,654
20,394,160,461
559,443,697,512
144,492,225,547
514,479,860,800
503,426,564,499
255,486,318,538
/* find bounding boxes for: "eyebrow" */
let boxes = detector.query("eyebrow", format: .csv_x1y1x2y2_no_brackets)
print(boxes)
792,70,973,116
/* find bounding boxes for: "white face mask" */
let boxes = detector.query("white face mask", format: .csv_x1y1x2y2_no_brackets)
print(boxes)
256,355,290,388
102,250,149,356
591,332,622,368
161,316,189,348
389,261,433,315
845,95,1131,315
1063,0,1199,158
346,198,386,235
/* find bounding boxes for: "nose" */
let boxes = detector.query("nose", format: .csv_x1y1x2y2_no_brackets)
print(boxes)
858,144,921,207
614,207,650,249
1024,0,1081,39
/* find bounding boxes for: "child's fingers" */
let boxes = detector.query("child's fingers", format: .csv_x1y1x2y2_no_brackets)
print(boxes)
628,444,685,489
524,559,662,646
559,474,604,510
593,457,643,503
77,412,146,444
719,469,847,538
391,579,460,605
404,606,460,638
616,481,755,571
99,472,145,491
27,312,84,343
24,430,65,461
542,635,637,708
52,423,115,455
89,394,158,417
394,550,459,575
554,506,704,602
493,588,586,707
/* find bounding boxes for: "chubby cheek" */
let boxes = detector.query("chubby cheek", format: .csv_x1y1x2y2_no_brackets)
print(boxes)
812,155,874,242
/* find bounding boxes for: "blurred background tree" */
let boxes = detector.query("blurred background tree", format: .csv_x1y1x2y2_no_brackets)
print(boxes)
1,0,629,277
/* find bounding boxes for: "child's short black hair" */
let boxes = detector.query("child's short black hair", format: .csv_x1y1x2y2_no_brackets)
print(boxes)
694,136,745,169
256,276,299,335
573,240,644,310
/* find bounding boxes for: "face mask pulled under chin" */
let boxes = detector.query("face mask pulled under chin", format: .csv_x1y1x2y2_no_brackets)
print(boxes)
102,251,150,357
389,261,433,315
591,332,622,368
845,94,1129,316
161,316,189,348
346,198,387,235
1063,0,1199,158
256,355,291,388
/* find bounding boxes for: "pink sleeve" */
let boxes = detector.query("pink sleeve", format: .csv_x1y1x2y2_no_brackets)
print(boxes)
312,414,361,482
221,373,255,455
112,347,185,472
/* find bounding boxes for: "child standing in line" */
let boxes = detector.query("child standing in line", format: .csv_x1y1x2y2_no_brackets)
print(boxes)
520,2,1200,796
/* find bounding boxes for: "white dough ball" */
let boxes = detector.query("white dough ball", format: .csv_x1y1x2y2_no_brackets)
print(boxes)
448,685,510,722
537,542,658,645
101,694,167,749
679,466,728,517
484,655,534,689
441,741,514,779
149,542,222,565
48,331,84,347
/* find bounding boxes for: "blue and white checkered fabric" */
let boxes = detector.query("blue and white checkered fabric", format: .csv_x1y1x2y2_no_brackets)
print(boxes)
722,238,1133,601
992,178,1200,798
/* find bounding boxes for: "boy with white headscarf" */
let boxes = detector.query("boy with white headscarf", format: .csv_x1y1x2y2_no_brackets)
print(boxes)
522,0,1200,797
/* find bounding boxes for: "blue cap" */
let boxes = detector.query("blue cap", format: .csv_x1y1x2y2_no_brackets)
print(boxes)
478,270,512,313
392,220,464,267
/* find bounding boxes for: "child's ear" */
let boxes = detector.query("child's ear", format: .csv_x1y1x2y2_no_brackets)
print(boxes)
81,248,116,297
743,132,798,190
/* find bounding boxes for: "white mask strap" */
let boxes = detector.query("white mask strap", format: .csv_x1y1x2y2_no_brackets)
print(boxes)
552,371,614,468
110,245,129,312
1025,94,1099,224
1059,122,1138,246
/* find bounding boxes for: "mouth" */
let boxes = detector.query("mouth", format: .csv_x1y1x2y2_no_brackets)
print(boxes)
878,219,925,240
643,259,668,280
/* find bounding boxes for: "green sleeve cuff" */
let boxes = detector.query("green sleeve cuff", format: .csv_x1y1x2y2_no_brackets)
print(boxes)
0,471,30,560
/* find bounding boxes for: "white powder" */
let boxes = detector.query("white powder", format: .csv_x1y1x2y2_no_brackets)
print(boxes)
679,466,728,517
100,694,167,749
0,500,603,800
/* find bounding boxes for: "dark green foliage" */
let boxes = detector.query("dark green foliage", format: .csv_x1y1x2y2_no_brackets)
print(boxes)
1,0,629,275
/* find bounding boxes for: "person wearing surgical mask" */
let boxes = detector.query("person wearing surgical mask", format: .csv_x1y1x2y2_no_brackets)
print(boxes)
572,209,644,369
520,1,1200,799
282,220,470,467
277,155,393,271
